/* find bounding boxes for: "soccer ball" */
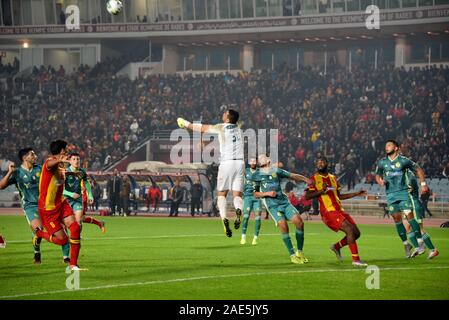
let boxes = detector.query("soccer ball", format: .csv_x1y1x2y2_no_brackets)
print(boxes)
106,0,123,15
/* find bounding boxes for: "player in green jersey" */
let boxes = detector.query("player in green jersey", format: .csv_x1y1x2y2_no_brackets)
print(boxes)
240,158,263,246
403,170,439,259
254,154,311,264
0,148,70,263
64,153,105,232
375,140,429,259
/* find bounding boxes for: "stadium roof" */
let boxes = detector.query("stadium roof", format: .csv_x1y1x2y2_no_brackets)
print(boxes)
1,5,448,45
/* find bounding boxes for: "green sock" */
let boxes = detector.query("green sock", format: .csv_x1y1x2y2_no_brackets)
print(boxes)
254,216,261,237
422,233,435,250
407,232,419,248
62,243,70,258
242,214,250,235
415,233,423,242
295,229,304,251
408,219,422,239
395,222,407,242
281,233,295,256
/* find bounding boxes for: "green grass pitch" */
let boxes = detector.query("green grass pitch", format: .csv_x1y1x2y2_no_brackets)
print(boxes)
0,215,448,300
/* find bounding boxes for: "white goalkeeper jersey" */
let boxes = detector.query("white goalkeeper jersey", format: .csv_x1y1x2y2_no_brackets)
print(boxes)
208,123,244,163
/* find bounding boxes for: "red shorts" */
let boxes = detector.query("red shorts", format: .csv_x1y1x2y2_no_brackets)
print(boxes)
321,210,356,232
39,200,74,235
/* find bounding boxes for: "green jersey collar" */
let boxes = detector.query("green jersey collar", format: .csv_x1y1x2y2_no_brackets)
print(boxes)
388,154,399,162
20,163,34,172
69,165,79,172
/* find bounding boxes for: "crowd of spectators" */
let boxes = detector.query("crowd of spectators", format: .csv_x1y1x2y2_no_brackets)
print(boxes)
0,57,19,78
1,55,147,171
1,60,448,187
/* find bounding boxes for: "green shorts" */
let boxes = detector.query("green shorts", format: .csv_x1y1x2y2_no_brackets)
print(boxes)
67,198,83,212
23,205,40,224
387,190,413,214
409,195,424,223
243,197,262,216
262,198,299,226
387,198,412,215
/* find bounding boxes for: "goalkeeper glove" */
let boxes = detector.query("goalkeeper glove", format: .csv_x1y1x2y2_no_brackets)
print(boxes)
177,118,191,129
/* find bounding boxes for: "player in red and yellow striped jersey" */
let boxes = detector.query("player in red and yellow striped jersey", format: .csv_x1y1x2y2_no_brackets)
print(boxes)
34,140,84,271
306,157,368,267
0,233,5,248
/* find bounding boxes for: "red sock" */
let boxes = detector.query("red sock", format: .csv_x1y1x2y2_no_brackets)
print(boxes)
36,229,68,246
334,237,348,250
69,222,81,266
84,216,102,227
36,229,51,242
349,243,360,262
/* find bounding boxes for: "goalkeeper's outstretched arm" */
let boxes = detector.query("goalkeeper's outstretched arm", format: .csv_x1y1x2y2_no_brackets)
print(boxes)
177,118,212,133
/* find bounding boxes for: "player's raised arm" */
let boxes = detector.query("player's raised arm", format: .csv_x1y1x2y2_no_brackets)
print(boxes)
338,189,367,200
46,154,70,170
289,173,312,185
0,162,16,190
177,118,213,133
274,167,311,185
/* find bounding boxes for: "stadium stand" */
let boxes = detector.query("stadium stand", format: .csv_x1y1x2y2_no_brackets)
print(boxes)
1,62,448,187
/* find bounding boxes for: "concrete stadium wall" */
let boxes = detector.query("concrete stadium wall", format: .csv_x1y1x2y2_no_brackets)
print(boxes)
225,200,449,218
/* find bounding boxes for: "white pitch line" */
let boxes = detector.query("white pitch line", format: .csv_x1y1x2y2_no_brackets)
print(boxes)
1,265,448,300
5,232,449,244
3,233,319,244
